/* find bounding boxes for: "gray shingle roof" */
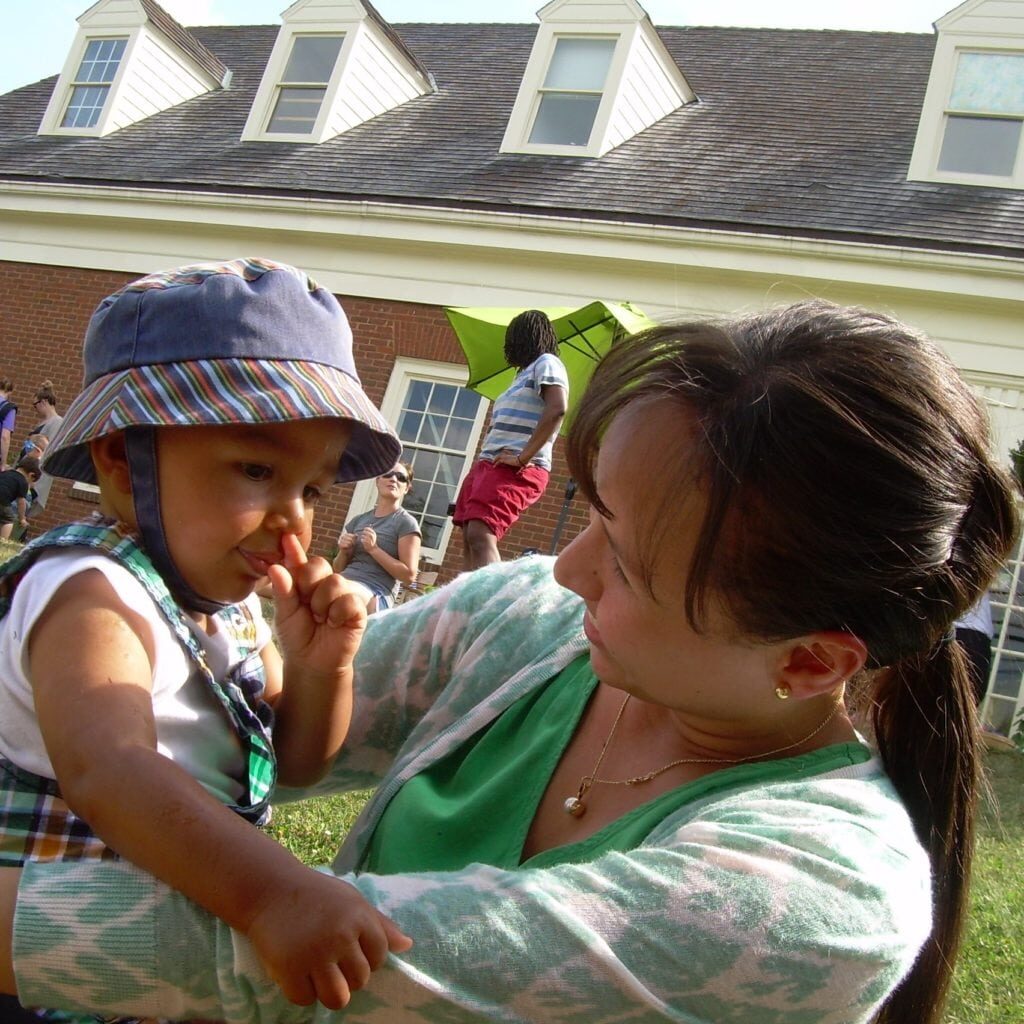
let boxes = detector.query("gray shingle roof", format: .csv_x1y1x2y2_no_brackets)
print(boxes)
1,22,1022,257
139,0,228,85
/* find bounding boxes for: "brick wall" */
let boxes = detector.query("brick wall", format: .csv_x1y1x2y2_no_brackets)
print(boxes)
0,260,589,583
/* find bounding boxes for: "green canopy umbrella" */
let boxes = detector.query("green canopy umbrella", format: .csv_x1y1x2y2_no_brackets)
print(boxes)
444,299,655,433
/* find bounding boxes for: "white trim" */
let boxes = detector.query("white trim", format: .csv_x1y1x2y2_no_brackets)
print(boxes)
0,181,1022,307
344,357,488,563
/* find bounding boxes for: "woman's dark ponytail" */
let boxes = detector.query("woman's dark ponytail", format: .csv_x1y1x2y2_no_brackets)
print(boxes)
871,639,979,1023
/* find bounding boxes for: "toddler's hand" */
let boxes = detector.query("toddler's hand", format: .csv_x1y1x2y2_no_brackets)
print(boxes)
246,870,412,1009
267,533,367,676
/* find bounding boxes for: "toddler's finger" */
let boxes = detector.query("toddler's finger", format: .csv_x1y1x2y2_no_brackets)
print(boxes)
273,969,316,1007
336,943,373,994
281,532,308,568
310,963,352,1011
379,912,413,954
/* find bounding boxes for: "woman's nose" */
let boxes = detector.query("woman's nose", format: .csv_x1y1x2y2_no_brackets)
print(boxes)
554,523,600,599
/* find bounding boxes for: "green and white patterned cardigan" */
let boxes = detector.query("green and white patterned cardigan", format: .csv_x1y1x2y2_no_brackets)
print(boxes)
13,557,931,1024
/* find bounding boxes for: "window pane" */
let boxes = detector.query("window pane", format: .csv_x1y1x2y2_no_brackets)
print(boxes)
283,35,344,84
421,517,444,549
426,487,451,517
406,380,431,412
443,417,472,451
397,410,422,443
530,93,601,146
438,453,463,486
428,384,456,415
77,38,126,84
420,415,447,447
938,115,1021,175
544,38,615,91
951,52,1024,115
267,87,326,133
453,388,482,418
61,85,109,128
412,448,439,482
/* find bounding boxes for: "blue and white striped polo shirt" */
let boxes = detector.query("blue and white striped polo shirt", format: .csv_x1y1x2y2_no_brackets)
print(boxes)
480,353,569,471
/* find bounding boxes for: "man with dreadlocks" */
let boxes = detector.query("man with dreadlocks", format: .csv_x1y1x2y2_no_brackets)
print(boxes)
454,309,568,569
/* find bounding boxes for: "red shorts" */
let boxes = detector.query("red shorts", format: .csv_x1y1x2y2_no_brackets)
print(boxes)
453,460,549,541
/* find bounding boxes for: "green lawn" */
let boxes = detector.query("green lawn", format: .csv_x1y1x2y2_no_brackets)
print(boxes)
944,744,1024,1024
271,748,1024,1023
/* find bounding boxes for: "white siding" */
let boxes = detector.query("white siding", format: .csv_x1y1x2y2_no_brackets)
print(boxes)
326,28,421,135
107,27,211,131
285,0,366,25
606,31,687,149
78,0,146,32
941,0,1024,35
542,0,644,23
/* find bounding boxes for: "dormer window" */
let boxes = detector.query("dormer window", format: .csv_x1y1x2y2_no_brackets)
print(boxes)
60,38,127,129
266,34,345,134
39,0,227,138
241,0,433,145
908,1,1024,191
937,52,1024,177
500,0,693,159
529,37,616,147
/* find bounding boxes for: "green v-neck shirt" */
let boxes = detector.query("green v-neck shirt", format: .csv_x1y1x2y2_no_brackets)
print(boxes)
363,655,869,874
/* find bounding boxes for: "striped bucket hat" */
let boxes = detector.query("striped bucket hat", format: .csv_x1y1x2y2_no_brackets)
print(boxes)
44,257,401,484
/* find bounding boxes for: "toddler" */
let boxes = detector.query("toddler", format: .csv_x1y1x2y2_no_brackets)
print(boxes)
0,259,410,1020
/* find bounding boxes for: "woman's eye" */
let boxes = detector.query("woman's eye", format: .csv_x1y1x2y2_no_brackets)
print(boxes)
610,554,629,584
241,464,272,482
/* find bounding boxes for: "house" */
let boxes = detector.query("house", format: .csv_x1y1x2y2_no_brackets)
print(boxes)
0,0,1023,733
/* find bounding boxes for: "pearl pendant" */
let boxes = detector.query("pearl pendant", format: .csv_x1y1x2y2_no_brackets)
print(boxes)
563,796,585,817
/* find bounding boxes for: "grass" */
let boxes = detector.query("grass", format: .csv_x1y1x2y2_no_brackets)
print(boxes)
944,745,1024,1024
270,750,1024,1023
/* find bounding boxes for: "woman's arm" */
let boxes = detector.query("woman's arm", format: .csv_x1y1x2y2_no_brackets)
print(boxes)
10,780,931,1022
362,529,421,585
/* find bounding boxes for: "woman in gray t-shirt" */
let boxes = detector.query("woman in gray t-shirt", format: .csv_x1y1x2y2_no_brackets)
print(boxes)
333,462,422,612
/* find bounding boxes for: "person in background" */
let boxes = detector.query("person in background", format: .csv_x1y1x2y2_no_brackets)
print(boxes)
20,383,63,517
0,301,1017,1024
333,462,421,612
954,593,995,706
0,379,17,471
454,310,567,570
0,458,41,541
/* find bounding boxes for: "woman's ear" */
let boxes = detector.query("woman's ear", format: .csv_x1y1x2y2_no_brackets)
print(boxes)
89,433,132,496
775,631,868,699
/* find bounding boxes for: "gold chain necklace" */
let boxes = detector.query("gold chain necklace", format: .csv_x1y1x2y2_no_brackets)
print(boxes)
563,693,843,817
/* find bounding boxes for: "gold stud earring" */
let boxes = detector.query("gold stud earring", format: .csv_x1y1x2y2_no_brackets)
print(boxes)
775,683,791,700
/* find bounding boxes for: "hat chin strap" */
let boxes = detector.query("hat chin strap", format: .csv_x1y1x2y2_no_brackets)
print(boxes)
125,429,228,615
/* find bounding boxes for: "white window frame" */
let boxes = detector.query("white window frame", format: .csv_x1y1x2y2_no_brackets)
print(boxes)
909,39,1024,190
983,521,1024,741
263,33,346,137
241,27,354,144
500,26,631,157
40,33,135,137
344,358,489,564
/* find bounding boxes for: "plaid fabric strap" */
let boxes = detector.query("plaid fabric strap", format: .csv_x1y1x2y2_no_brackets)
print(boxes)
0,518,277,852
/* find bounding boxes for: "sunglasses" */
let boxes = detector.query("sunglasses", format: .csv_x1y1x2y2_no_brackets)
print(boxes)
380,471,410,484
